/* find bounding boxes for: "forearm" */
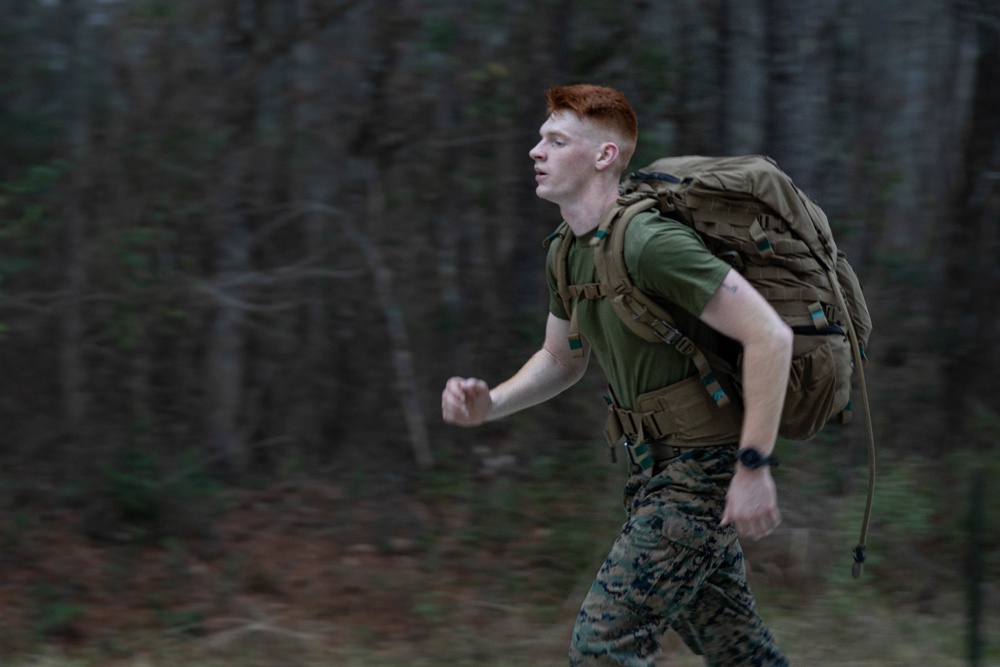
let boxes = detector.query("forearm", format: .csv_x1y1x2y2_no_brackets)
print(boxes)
723,327,789,539
736,324,793,454
486,345,588,422
699,269,789,537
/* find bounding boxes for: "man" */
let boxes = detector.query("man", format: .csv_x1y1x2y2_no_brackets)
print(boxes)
442,84,792,666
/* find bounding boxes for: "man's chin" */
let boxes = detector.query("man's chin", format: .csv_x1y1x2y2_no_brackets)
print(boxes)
534,186,557,203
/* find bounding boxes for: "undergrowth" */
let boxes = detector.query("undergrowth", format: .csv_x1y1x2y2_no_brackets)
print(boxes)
0,428,995,667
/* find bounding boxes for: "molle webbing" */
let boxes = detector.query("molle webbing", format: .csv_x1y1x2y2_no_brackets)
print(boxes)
603,378,743,449
613,154,875,578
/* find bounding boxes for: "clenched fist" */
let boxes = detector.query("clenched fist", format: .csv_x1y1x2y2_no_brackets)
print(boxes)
441,377,492,426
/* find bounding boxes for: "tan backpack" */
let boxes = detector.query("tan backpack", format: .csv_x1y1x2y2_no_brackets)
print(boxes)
547,155,875,576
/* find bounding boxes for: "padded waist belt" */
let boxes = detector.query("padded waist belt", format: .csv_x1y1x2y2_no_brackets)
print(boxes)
604,374,744,449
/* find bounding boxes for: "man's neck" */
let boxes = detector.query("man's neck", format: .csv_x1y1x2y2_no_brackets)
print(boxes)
559,184,621,237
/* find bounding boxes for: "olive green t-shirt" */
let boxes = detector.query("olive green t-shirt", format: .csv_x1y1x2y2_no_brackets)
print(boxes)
546,211,731,410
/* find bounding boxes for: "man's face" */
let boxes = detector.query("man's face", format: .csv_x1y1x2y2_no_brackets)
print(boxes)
528,111,604,205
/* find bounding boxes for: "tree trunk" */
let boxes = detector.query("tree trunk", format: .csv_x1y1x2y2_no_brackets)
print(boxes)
939,2,1000,445
206,0,258,476
59,0,90,439
720,0,766,155
764,0,839,194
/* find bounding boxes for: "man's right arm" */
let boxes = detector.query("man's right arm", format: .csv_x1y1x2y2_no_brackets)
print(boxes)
442,313,589,427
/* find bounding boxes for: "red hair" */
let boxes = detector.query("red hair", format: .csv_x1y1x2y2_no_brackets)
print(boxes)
545,84,637,168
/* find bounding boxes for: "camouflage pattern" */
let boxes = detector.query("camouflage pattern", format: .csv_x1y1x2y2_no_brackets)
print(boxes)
569,446,789,666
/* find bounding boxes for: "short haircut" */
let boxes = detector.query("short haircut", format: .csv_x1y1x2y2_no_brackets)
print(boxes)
545,84,638,171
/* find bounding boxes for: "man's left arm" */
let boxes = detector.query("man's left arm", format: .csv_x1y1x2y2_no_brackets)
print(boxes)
698,268,793,540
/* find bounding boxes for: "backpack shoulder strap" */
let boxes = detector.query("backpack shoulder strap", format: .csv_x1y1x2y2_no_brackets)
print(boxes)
543,221,602,357
592,196,732,408
543,221,574,319
543,201,645,358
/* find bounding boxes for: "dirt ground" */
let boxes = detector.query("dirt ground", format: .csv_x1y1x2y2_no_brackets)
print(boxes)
1,468,996,666
0,479,601,662
4,487,394,636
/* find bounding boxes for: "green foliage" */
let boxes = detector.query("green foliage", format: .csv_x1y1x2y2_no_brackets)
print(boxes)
459,475,523,548
0,15,61,169
0,159,68,282
874,249,931,288
410,590,455,624
834,442,1000,599
942,445,1000,571
865,155,905,206
106,448,164,524
632,127,674,169
414,453,476,505
30,583,86,641
102,447,221,540
829,455,934,589
126,0,183,21
867,457,935,539
1,510,32,549
968,402,1000,441
423,15,458,53
569,1,630,77
0,155,68,348
0,108,58,168
631,46,674,99
148,592,205,637
106,225,182,349
102,545,142,596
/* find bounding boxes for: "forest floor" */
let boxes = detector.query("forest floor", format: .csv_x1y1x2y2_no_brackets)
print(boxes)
1,444,997,667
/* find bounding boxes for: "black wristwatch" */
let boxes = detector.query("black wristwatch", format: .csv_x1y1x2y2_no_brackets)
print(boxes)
737,446,780,470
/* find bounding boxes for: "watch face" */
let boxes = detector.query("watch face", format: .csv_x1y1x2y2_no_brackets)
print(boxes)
737,447,779,470
739,448,764,468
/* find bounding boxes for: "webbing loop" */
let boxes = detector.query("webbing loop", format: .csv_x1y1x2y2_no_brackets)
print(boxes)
808,301,831,330
749,218,775,258
568,307,585,358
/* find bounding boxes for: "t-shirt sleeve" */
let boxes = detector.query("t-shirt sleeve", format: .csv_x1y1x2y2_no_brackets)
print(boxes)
625,213,731,317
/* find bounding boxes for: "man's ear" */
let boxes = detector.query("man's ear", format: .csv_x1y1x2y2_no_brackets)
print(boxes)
595,142,620,172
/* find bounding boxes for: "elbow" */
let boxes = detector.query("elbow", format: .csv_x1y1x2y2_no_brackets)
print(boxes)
559,350,590,386
749,316,793,363
540,343,589,387
774,319,794,362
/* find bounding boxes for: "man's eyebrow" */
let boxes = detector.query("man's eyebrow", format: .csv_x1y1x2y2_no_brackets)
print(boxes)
541,129,569,140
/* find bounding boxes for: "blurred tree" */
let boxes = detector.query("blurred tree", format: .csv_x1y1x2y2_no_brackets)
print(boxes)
0,0,995,485
938,0,1000,448
764,0,841,195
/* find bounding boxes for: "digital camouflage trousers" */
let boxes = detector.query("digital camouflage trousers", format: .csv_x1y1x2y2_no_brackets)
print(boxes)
569,445,789,667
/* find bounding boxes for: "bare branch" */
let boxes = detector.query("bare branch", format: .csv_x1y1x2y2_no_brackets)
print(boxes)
274,199,435,469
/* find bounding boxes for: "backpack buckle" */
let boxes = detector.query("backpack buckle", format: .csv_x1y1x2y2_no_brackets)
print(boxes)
649,320,680,345
717,249,745,272
649,319,696,355
674,336,697,356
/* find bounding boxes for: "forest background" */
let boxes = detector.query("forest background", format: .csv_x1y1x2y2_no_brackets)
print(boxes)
1,0,999,665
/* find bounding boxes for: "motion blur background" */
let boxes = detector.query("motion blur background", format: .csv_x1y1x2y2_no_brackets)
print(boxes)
0,1,997,665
